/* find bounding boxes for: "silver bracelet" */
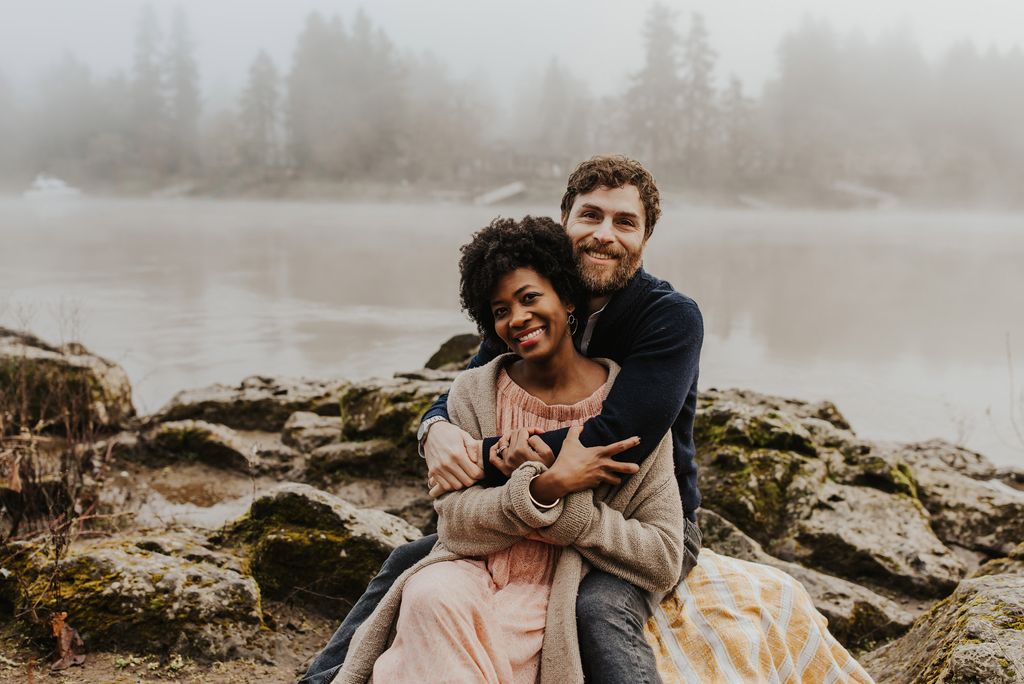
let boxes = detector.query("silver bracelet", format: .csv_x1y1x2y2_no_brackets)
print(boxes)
528,473,561,510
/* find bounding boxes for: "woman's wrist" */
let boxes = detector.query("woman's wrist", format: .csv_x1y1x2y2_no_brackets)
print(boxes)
529,469,565,505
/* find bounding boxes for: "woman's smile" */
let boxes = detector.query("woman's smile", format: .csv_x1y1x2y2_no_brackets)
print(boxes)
513,325,547,349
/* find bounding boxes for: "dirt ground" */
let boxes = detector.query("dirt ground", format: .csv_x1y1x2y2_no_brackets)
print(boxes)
0,602,338,684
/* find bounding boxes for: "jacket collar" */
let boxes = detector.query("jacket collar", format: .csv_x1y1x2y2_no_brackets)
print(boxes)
589,266,655,334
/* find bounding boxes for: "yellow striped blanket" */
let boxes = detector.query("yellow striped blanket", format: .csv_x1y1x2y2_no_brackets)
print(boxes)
645,549,874,683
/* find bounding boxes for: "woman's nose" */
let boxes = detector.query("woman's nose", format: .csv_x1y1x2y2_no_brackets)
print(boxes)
510,306,531,327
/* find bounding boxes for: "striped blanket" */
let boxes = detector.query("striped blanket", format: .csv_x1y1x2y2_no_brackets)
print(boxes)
645,549,874,683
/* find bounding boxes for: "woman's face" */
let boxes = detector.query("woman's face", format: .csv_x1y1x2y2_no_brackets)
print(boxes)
489,267,573,361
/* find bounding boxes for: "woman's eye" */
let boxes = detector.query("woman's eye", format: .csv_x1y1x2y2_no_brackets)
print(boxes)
523,292,539,303
493,308,507,318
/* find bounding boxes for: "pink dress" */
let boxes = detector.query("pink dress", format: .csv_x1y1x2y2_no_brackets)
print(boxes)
372,369,605,684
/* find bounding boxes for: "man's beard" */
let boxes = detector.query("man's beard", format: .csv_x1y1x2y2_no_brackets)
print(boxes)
573,240,642,296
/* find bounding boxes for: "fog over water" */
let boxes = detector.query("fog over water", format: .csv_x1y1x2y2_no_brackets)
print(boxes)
2,198,1022,467
2,2,1023,468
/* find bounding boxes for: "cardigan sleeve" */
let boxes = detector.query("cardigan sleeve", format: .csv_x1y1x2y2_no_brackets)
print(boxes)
536,456,686,593
433,462,569,557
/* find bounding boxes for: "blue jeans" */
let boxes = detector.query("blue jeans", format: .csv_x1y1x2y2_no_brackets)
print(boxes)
301,518,701,684
577,517,702,684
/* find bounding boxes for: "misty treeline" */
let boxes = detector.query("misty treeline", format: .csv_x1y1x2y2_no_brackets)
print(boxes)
2,4,1023,206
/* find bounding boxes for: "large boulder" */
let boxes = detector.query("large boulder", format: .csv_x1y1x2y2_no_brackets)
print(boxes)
0,327,135,433
340,371,453,444
218,483,421,615
0,531,262,659
897,440,1024,556
139,419,253,471
153,375,347,431
306,439,398,480
860,569,1024,683
696,388,966,598
698,509,914,648
425,333,480,371
790,480,965,598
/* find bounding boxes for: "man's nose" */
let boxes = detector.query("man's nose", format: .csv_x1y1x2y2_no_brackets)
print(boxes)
593,218,615,242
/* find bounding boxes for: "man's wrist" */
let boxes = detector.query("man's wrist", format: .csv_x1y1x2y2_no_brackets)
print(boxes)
417,416,448,458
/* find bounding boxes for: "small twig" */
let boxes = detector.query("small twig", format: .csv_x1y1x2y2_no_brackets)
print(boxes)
1006,333,1024,451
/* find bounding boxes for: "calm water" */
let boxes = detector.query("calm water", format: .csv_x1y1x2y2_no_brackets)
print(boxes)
2,197,1022,467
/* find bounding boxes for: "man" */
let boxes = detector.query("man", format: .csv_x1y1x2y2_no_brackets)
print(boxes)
302,155,703,684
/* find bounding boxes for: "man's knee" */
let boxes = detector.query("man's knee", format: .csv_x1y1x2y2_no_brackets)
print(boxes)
576,571,648,629
380,533,437,576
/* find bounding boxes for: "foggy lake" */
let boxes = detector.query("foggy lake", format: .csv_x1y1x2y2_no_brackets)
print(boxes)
2,197,1022,468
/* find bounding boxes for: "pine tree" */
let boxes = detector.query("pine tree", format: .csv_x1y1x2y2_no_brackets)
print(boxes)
679,12,717,181
131,4,166,175
287,12,347,174
164,6,201,175
719,76,754,185
626,3,682,170
239,51,280,173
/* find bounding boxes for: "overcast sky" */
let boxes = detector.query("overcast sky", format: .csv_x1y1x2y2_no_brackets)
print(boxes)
3,0,1023,106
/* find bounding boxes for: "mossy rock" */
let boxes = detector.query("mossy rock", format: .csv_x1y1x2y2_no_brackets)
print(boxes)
826,446,920,499
695,401,817,457
305,439,415,481
972,542,1024,578
860,573,1024,683
793,481,965,598
339,376,451,443
899,440,1024,557
0,534,262,659
219,483,421,615
696,445,819,542
0,327,135,434
153,375,348,431
425,333,480,371
141,419,253,472
282,411,343,452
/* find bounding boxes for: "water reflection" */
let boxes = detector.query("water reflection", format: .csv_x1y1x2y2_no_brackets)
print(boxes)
1,199,1021,466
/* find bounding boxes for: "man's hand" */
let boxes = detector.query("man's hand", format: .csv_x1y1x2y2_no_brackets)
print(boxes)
425,421,484,498
529,425,640,503
489,427,555,477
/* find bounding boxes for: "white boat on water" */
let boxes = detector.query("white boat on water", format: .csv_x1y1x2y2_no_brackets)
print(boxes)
22,174,82,201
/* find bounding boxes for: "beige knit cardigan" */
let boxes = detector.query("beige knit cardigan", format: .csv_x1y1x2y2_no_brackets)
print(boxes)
333,355,685,684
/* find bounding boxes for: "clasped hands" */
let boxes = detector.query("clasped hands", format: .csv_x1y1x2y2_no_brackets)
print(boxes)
425,421,640,501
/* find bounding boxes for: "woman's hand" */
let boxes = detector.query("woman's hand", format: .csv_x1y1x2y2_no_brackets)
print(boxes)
540,424,641,496
489,427,555,476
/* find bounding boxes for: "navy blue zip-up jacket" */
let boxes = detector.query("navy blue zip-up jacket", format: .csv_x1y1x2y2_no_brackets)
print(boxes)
421,267,703,521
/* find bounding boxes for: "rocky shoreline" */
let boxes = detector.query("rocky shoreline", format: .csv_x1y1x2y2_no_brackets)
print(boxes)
1,326,1023,682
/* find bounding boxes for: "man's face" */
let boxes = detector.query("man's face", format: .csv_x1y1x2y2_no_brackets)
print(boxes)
563,185,647,297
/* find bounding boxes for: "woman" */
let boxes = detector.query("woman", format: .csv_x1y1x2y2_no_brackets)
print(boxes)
335,216,685,684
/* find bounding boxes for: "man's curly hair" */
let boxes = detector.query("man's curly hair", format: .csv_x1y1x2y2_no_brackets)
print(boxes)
560,155,661,238
459,215,586,347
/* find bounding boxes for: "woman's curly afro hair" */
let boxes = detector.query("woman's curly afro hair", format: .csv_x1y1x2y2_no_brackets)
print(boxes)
459,215,586,347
